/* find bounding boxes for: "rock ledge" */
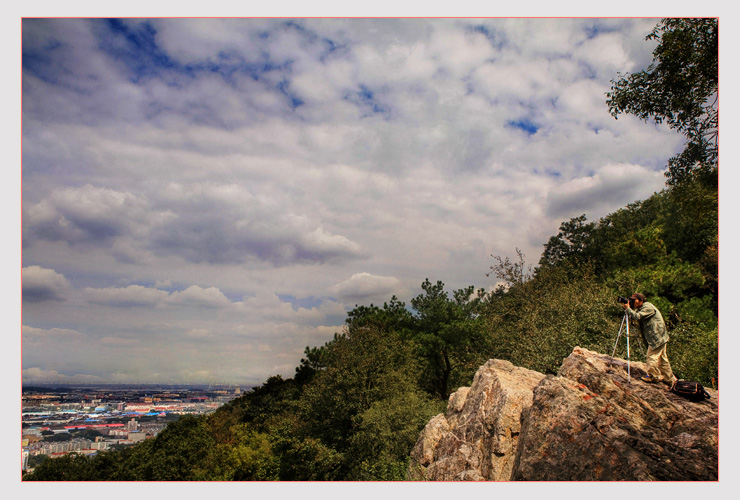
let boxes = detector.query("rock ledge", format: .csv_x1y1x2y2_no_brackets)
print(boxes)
409,347,718,481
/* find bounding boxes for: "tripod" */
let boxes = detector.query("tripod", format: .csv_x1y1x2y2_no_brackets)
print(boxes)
610,311,638,382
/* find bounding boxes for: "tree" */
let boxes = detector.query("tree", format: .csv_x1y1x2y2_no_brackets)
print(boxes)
484,257,617,375
127,414,215,480
294,344,332,386
487,248,533,290
345,296,416,337
539,215,596,268
606,18,718,185
296,323,437,479
23,453,94,481
410,279,488,399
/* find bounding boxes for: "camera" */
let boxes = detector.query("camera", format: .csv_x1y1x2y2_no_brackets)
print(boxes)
617,296,634,306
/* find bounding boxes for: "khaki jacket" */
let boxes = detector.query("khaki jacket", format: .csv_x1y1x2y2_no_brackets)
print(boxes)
626,301,669,349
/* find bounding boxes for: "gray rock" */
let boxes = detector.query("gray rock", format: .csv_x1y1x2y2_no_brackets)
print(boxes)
512,347,718,480
409,347,718,481
409,359,545,480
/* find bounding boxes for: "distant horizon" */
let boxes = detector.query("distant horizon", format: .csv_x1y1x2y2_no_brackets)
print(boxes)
23,382,252,389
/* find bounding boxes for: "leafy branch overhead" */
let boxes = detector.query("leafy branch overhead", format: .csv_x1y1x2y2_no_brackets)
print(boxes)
606,18,718,185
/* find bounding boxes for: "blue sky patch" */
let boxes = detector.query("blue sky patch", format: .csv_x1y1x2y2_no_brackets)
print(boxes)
100,19,179,83
469,23,507,51
278,294,324,310
345,84,388,117
277,79,305,109
507,118,539,136
98,19,294,87
584,21,621,40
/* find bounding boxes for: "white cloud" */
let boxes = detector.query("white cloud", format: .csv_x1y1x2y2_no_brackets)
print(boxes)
330,273,405,304
20,18,686,384
22,367,103,384
22,266,70,302
146,181,365,266
168,285,233,309
22,325,84,338
546,163,667,218
574,31,632,76
185,328,211,339
100,336,139,347
23,184,150,247
86,285,169,308
83,283,236,309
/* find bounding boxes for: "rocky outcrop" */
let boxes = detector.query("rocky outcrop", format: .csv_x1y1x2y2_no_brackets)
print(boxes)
408,359,546,481
409,347,718,481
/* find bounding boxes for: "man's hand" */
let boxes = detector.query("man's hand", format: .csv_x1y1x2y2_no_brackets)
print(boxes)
622,302,629,310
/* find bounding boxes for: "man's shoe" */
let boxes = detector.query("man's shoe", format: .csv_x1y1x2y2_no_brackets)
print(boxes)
641,375,656,383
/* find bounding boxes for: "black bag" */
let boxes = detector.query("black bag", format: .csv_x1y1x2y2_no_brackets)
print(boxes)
671,379,711,402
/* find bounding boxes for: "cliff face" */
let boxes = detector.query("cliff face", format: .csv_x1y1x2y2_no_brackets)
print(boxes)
409,347,718,481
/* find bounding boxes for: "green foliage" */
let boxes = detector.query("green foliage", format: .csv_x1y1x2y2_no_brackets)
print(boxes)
346,296,416,336
484,259,617,374
24,453,96,481
347,389,444,480
192,423,278,480
675,295,717,329
488,247,533,287
539,215,595,268
665,321,718,385
130,415,215,480
230,375,301,431
298,325,424,449
42,432,73,442
411,279,490,399
608,258,705,307
606,18,718,185
661,169,718,264
294,345,331,386
76,429,103,441
606,18,719,185
25,454,50,469
269,419,344,480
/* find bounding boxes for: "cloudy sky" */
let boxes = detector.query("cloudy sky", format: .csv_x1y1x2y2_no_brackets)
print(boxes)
20,16,697,387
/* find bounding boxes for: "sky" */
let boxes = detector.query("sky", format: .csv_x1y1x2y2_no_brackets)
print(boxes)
19,16,711,387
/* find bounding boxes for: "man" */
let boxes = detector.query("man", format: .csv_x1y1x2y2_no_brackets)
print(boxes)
622,293,677,386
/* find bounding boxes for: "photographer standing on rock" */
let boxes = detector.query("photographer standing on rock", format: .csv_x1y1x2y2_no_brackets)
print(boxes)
622,293,678,387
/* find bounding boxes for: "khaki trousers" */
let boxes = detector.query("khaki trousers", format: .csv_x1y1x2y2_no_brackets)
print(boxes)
645,342,676,384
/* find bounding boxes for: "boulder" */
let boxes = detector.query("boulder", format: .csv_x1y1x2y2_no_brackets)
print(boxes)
410,347,718,481
409,359,546,481
512,347,718,480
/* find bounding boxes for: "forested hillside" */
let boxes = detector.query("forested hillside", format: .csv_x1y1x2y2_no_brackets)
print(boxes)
24,18,718,482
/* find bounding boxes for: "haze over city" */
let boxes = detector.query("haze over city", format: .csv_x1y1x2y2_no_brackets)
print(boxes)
22,15,708,387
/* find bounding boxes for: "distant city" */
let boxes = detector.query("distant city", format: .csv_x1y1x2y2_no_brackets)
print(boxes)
22,383,246,473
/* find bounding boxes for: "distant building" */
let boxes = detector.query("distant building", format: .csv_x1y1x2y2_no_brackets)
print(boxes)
124,403,153,413
89,441,110,451
127,432,146,443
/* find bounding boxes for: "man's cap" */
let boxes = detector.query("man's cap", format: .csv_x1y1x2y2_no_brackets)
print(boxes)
630,293,646,301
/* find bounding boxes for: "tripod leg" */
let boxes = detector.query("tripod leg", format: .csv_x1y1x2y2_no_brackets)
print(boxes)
610,314,627,362
626,313,630,382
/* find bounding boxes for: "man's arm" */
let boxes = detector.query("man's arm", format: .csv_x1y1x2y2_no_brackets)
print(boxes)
624,303,656,322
